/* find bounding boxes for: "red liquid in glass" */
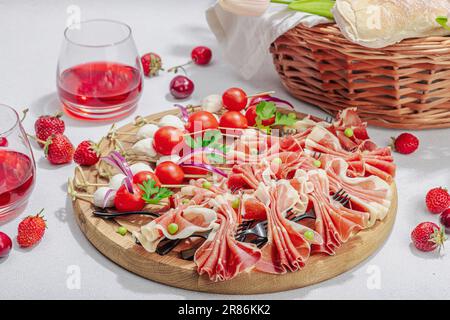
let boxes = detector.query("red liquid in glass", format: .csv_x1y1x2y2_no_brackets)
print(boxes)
57,61,142,119
0,150,35,209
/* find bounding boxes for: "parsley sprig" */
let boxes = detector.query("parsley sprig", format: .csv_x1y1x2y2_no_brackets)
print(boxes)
139,179,173,205
255,101,297,133
184,130,229,164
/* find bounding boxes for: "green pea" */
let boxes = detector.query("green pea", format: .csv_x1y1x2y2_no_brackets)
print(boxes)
167,223,179,235
116,226,128,236
272,157,282,165
231,198,240,209
304,230,315,241
313,159,322,168
344,128,354,138
202,181,212,189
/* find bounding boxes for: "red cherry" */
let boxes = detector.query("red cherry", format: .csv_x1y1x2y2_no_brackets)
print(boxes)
440,208,450,232
0,231,12,258
170,75,194,99
0,137,8,147
191,46,212,65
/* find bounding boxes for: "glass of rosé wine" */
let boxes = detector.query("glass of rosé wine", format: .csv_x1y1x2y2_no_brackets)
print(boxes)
57,19,143,121
0,104,36,218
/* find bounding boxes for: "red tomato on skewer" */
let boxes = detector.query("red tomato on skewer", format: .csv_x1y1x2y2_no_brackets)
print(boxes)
222,87,248,111
185,111,219,133
114,184,146,212
155,161,185,185
133,171,161,187
153,126,185,156
219,111,248,134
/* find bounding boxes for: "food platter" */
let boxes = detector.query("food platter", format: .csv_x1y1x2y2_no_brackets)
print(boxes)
70,108,398,294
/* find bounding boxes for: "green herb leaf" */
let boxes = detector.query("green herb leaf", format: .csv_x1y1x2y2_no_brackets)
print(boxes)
274,112,297,126
255,101,277,120
436,16,450,30
288,0,335,19
139,179,173,205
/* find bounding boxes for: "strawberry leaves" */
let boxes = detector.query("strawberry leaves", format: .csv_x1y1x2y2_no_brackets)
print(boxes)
139,179,173,205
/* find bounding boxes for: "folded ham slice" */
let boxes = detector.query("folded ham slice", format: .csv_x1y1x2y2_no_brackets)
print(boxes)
255,180,322,274
325,158,392,226
134,205,218,252
194,195,261,281
307,170,369,255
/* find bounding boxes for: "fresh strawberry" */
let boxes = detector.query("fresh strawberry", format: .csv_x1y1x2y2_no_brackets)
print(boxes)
17,209,47,248
74,140,100,166
44,134,74,165
390,133,419,154
34,112,65,147
141,52,163,77
426,187,450,214
411,222,446,252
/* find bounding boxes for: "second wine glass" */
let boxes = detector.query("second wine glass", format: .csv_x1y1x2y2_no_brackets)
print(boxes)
57,19,143,121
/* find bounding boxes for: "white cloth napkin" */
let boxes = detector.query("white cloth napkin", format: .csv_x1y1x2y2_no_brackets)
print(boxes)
206,2,330,80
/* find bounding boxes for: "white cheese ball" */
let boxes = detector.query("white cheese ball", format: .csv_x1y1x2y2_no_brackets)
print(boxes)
129,162,153,175
108,173,126,190
156,155,181,166
132,138,157,157
159,114,185,130
137,124,159,140
201,94,222,113
93,187,116,208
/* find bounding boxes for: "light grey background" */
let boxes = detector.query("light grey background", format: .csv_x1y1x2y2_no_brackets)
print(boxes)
0,0,449,300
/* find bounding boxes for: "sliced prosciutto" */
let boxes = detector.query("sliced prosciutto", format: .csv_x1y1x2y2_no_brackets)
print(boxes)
194,195,261,281
325,158,392,226
255,180,322,274
307,170,369,255
134,205,217,252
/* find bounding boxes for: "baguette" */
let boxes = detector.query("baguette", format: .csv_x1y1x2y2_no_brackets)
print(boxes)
333,0,450,48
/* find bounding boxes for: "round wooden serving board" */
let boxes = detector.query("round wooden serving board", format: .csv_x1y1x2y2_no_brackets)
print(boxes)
71,108,398,295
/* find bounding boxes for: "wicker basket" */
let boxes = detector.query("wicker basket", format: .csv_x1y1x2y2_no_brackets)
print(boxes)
271,24,450,129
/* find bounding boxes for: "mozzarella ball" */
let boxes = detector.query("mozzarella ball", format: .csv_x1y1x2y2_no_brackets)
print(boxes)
156,155,181,166
137,124,159,139
93,187,116,208
132,138,157,157
109,174,126,190
159,114,185,130
130,162,153,175
201,94,222,113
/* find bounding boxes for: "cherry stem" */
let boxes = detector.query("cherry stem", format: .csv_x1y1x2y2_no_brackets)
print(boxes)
167,61,193,74
27,133,46,145
21,108,29,122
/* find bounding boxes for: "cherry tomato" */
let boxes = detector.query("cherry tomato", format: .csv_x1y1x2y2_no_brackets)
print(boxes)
219,111,248,133
155,161,185,185
114,184,145,212
243,199,267,220
191,46,212,65
245,104,275,127
185,110,219,133
153,126,185,156
180,152,210,175
133,171,161,187
222,87,248,111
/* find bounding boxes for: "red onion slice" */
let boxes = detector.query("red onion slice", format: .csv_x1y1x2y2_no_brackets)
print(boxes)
102,151,134,193
177,147,225,165
102,188,115,209
251,96,294,109
180,163,228,178
174,104,189,122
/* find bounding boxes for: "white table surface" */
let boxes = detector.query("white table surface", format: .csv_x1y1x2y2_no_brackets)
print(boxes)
1,0,449,300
